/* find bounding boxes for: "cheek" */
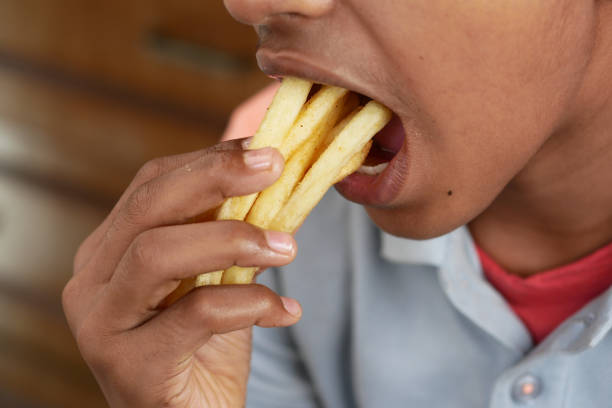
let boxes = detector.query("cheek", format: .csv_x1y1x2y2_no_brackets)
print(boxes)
426,5,594,186
362,1,596,238
370,1,595,179
400,2,593,133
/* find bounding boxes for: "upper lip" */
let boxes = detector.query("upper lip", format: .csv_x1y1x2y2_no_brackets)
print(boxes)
256,48,393,113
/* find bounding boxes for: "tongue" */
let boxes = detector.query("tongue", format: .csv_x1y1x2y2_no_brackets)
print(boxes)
362,114,404,166
372,114,404,153
363,145,395,166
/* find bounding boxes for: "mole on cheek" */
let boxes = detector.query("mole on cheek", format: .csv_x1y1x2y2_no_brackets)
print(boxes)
447,190,453,196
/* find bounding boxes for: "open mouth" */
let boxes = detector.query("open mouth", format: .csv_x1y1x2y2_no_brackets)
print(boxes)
358,114,404,175
331,90,405,177
280,78,409,206
254,45,411,205
331,91,407,206
320,89,404,178
304,87,404,179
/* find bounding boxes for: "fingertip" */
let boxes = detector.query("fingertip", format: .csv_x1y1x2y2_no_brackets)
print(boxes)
270,149,285,176
261,147,285,179
264,230,296,256
280,296,302,318
242,147,284,174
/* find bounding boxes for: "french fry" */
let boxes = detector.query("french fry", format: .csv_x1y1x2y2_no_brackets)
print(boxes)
335,140,373,183
163,78,311,303
209,78,312,287
221,265,257,285
215,77,313,222
222,103,390,285
278,86,352,159
246,91,359,228
270,101,392,234
220,89,358,285
166,78,393,300
162,277,196,307
196,272,223,285
221,140,371,285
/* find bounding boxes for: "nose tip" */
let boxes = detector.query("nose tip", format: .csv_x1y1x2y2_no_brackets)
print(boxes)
224,0,333,25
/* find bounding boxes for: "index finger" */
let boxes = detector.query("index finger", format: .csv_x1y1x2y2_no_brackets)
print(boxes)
80,144,284,285
74,139,250,274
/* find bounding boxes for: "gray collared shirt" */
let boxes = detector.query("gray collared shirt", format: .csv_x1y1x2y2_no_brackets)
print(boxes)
247,191,612,407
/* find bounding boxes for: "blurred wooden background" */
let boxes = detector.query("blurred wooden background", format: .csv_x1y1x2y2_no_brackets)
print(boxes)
0,1,269,406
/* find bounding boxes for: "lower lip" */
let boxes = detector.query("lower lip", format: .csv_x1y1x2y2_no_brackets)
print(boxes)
334,119,408,206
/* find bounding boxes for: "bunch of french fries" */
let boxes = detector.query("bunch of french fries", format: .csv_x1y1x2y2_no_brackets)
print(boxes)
167,77,391,302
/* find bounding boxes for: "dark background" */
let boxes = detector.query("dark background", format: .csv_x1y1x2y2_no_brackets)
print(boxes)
0,1,269,406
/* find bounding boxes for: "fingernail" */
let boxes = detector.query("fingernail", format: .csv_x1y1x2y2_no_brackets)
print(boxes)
241,136,253,149
280,297,301,317
264,230,294,254
244,148,273,170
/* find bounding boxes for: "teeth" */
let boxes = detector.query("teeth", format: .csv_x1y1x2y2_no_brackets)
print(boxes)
357,162,388,175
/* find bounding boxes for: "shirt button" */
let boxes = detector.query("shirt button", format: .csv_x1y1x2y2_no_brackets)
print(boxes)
581,313,596,326
511,373,542,404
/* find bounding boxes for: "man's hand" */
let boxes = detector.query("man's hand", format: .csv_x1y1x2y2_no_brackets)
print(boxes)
63,139,302,407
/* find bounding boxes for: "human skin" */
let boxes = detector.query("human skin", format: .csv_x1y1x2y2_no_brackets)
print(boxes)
62,0,612,406
229,0,612,275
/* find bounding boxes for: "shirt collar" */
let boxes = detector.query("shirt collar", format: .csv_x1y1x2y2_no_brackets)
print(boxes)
380,230,449,267
378,225,612,354
380,226,533,353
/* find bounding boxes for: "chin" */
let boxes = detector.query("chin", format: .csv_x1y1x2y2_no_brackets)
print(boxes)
362,203,473,240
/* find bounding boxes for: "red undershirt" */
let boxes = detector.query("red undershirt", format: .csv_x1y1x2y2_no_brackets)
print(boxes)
477,242,612,344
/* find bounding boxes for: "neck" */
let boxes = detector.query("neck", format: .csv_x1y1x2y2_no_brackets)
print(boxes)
470,7,612,277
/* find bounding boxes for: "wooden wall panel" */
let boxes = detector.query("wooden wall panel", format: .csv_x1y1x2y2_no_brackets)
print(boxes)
0,0,269,119
0,173,108,407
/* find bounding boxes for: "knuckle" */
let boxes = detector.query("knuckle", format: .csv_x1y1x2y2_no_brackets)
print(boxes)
213,146,248,166
135,158,166,184
73,233,97,272
225,222,263,254
251,284,277,309
73,242,89,271
213,183,232,204
61,279,79,320
128,231,159,271
124,181,158,221
197,147,233,172
208,153,240,197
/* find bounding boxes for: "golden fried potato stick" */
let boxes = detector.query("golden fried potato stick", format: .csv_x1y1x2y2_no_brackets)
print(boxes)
220,140,371,285
216,77,313,222
221,265,257,285
163,78,312,304
246,91,359,228
278,86,352,159
221,102,391,285
163,265,224,307
166,83,392,300
271,101,392,234
335,139,372,184
219,89,357,285
206,78,312,285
